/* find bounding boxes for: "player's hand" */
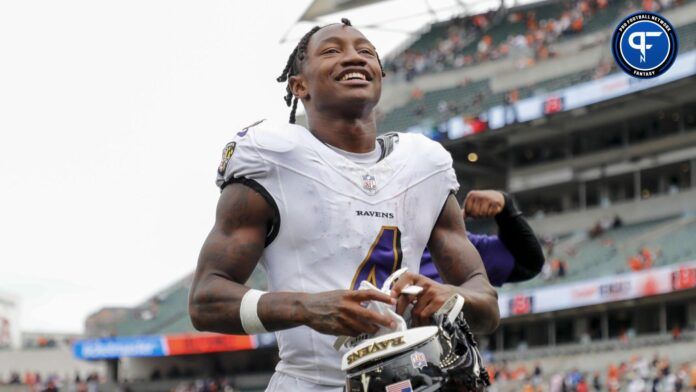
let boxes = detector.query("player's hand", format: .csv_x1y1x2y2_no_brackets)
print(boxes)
299,290,397,337
463,190,505,219
390,272,459,327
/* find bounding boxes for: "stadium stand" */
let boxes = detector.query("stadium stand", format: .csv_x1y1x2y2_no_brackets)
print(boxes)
114,279,193,336
376,64,609,134
111,268,269,336
380,42,695,136
385,0,691,78
387,1,621,79
0,348,102,391
487,336,696,391
503,216,696,291
378,79,491,134
377,0,696,135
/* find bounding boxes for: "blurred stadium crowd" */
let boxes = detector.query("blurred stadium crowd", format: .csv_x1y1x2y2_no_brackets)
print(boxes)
385,0,681,79
487,356,696,392
1,372,101,392
375,0,696,142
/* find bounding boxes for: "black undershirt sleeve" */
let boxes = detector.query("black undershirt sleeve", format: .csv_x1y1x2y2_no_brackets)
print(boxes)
495,193,545,282
220,177,281,247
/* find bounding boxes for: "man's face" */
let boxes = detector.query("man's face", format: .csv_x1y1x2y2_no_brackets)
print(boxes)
291,24,383,116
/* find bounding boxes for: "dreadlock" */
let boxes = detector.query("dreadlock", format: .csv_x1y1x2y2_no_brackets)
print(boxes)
276,18,386,124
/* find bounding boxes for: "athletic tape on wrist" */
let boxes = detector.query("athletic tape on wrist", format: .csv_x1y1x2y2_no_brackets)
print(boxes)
240,289,268,334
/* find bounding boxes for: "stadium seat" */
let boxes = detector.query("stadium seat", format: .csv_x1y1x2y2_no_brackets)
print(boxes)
501,216,696,292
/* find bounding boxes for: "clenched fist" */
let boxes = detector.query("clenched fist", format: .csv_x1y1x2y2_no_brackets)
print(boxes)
463,190,505,219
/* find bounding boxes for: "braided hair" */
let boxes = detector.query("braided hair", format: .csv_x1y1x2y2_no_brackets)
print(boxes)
276,18,386,124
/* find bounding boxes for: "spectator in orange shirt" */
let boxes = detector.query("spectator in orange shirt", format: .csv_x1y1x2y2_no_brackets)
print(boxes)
410,87,423,101
641,247,654,268
607,363,619,382
672,324,682,340
571,16,584,33
629,255,643,271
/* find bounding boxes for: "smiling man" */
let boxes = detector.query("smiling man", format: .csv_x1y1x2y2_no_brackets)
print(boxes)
188,19,499,392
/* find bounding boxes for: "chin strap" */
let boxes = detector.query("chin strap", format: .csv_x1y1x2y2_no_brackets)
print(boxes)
434,293,466,325
437,313,491,391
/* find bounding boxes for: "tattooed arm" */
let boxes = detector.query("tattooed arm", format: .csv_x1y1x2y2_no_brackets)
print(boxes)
392,194,500,334
189,182,396,336
429,194,500,333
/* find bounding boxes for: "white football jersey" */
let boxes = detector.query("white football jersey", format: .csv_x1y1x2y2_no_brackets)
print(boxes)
216,120,459,387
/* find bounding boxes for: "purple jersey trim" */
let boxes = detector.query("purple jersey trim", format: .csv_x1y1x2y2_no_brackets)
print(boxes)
419,233,514,287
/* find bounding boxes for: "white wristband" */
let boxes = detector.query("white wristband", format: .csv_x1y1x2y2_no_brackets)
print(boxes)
240,289,268,334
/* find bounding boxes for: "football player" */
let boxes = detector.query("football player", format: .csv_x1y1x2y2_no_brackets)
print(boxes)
421,190,545,287
189,19,499,392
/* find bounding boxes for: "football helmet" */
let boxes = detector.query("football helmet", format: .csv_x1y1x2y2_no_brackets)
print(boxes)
342,313,489,391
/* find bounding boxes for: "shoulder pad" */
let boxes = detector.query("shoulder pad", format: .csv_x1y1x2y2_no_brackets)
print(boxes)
246,120,304,154
402,132,453,167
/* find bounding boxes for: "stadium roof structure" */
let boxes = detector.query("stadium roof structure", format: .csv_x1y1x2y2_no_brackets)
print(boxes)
298,0,391,22
294,0,549,25
284,0,549,54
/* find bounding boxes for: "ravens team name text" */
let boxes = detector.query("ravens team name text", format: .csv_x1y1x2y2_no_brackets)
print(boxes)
355,210,394,219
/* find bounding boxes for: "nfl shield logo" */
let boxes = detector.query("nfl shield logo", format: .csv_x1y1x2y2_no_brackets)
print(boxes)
410,351,427,370
362,174,377,192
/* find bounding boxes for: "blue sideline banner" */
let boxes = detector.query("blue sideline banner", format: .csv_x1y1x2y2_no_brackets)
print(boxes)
73,335,167,360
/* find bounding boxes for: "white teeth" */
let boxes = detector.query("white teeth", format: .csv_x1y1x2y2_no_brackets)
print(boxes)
340,72,367,81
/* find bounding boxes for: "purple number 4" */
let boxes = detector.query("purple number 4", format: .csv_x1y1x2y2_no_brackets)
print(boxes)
350,226,403,290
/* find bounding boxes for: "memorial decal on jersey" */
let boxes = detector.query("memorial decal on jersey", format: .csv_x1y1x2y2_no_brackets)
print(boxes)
218,142,236,175
362,174,377,192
